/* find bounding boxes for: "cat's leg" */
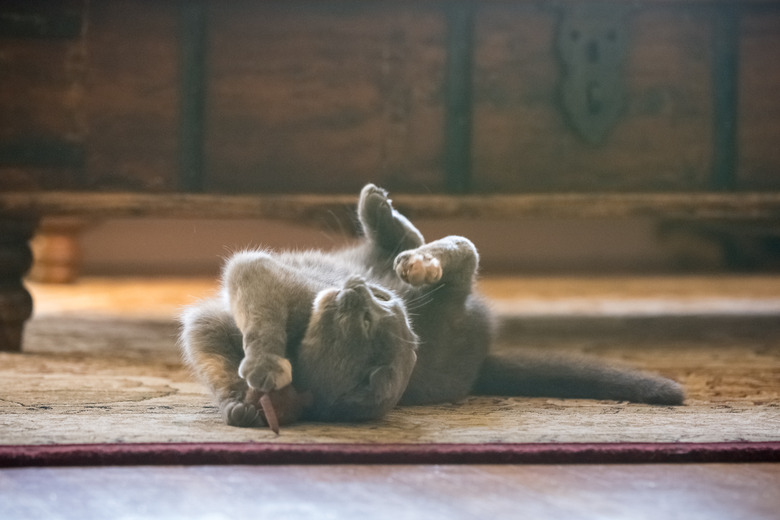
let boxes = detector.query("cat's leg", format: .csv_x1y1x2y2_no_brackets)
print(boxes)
394,235,478,290
179,299,262,427
358,183,424,255
395,236,490,405
222,250,295,394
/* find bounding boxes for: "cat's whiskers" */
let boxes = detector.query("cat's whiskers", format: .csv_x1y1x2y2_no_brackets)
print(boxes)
405,296,436,312
388,332,419,346
404,284,447,311
318,209,353,244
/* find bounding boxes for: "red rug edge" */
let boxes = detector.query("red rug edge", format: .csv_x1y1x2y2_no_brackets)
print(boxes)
1,442,778,467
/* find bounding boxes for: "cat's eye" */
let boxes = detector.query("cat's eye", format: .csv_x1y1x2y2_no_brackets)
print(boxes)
373,290,390,301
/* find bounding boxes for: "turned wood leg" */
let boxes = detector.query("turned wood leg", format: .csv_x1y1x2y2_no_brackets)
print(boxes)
0,220,37,352
28,217,87,284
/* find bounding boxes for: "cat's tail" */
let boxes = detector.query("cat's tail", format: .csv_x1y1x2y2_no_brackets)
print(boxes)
473,350,685,405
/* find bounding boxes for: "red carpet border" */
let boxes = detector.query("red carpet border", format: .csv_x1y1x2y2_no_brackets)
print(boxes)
1,442,778,467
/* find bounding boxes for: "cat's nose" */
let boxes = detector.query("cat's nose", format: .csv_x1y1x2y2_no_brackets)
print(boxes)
338,276,369,308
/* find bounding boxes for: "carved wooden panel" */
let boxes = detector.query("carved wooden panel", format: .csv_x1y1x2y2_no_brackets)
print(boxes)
472,4,715,193
557,3,630,145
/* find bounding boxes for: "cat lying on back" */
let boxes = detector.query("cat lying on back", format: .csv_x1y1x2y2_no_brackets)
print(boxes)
180,183,684,428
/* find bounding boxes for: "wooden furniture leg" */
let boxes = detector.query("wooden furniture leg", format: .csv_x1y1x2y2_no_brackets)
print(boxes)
28,217,87,284
0,219,37,352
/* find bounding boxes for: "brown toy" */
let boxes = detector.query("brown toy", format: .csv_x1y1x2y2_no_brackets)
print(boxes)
245,385,313,434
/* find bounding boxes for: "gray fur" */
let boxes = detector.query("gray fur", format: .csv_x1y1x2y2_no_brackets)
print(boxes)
179,183,684,427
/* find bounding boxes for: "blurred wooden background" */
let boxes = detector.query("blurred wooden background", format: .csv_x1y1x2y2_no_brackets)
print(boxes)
3,0,779,195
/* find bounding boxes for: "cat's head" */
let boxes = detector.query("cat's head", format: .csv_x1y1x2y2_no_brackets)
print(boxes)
295,275,418,421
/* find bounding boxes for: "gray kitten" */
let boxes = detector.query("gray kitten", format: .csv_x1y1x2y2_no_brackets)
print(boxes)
180,184,684,428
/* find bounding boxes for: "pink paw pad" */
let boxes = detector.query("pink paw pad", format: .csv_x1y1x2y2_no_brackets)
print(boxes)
397,252,442,286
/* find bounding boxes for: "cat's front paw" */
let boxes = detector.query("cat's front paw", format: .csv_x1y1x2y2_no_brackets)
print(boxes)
395,250,442,286
238,354,293,393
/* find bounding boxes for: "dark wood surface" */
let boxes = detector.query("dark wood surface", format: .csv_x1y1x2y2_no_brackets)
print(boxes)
1,463,778,519
0,0,86,190
2,191,780,221
740,9,780,190
206,2,447,194
2,1,779,194
83,0,180,192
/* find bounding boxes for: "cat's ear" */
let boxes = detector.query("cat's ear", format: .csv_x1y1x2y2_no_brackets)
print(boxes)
331,365,402,419
367,365,396,396
366,357,415,402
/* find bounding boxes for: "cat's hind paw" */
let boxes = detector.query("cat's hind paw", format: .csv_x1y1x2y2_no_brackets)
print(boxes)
358,184,394,229
359,183,390,207
222,400,262,428
395,250,442,286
